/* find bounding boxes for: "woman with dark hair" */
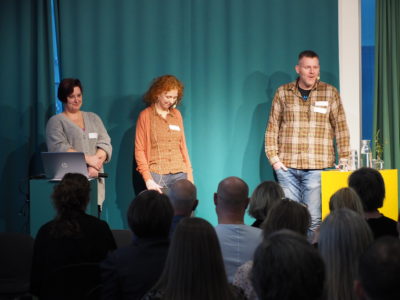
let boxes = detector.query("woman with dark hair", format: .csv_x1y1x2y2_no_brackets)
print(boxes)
233,198,311,299
46,78,112,206
252,230,325,300
142,218,245,300
348,167,398,239
135,75,193,193
101,190,174,299
30,173,116,297
248,181,284,227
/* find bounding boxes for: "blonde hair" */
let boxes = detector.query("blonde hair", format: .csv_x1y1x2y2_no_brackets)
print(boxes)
329,187,364,216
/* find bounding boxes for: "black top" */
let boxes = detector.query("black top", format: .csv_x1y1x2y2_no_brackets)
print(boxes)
30,213,116,296
367,215,398,239
251,219,263,228
100,237,170,300
298,86,311,101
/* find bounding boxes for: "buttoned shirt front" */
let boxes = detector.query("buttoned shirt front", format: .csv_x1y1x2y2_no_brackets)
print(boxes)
265,79,350,169
149,106,186,175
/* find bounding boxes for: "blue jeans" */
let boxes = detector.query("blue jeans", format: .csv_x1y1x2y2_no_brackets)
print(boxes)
150,172,187,193
275,168,322,233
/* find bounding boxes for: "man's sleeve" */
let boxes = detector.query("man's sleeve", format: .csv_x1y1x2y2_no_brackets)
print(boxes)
265,91,282,165
330,91,350,160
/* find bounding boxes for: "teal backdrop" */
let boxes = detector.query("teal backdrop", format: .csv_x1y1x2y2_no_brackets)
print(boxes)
0,0,54,232
0,0,339,231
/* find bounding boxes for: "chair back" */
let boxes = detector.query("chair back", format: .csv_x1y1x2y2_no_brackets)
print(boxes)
40,263,100,300
0,232,34,297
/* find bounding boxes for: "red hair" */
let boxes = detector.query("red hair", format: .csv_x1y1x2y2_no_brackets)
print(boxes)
144,75,184,106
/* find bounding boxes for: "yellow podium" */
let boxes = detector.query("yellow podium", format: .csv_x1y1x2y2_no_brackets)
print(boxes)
321,169,398,220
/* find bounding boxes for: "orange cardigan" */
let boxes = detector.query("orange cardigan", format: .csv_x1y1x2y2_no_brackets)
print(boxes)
134,106,193,183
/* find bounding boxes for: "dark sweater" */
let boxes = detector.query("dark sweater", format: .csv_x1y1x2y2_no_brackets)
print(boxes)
367,215,398,239
100,237,170,300
30,213,116,296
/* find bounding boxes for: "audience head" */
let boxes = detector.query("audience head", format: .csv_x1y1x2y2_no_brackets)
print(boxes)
248,181,284,222
214,176,249,217
52,173,90,215
127,190,173,238
50,173,91,237
167,179,198,216
329,187,364,215
319,208,373,300
252,229,325,300
262,198,311,238
57,78,83,103
154,217,234,299
144,74,184,106
355,236,400,300
348,167,385,212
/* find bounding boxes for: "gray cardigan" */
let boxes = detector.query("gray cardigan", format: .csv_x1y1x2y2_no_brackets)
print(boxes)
45,112,112,205
46,111,112,161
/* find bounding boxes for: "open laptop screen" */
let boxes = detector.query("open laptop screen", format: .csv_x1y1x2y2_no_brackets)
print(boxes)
41,152,88,181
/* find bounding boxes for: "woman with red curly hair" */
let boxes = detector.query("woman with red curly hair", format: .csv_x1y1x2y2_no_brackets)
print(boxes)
135,75,193,193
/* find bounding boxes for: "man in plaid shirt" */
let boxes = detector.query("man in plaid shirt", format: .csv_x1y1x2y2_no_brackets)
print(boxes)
265,50,350,236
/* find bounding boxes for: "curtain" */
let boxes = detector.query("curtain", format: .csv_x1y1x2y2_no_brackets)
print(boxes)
374,0,400,197
0,0,54,232
54,0,339,228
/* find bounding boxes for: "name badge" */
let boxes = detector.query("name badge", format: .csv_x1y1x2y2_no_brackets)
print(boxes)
313,107,327,114
89,132,98,139
315,101,328,107
169,125,181,131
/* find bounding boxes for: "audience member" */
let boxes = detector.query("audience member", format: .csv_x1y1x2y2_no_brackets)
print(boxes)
248,181,284,228
101,190,173,300
142,217,246,300
329,187,364,215
319,208,373,300
355,236,400,300
349,167,398,238
30,173,116,297
214,177,262,282
233,198,311,299
167,179,198,234
252,229,325,300
262,197,310,237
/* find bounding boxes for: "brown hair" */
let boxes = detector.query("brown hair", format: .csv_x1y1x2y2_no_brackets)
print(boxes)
57,78,83,103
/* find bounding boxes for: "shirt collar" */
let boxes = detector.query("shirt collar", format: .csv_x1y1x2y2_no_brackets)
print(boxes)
287,78,320,92
150,104,176,118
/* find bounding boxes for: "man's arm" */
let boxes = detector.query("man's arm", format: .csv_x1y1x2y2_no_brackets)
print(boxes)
330,91,350,162
265,91,284,166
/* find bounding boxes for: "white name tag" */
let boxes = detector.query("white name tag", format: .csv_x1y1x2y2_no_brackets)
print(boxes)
315,101,328,107
313,107,327,114
169,125,180,131
89,132,98,139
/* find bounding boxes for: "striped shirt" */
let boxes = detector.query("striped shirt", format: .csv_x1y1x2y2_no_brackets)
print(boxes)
265,80,350,169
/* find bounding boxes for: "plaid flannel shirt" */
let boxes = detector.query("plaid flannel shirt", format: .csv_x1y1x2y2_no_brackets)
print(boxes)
265,80,350,169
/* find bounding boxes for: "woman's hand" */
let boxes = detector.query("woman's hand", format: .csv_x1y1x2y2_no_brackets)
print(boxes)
85,154,103,170
145,179,163,193
88,166,99,178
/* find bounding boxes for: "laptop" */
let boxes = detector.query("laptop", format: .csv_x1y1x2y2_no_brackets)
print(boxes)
41,152,88,181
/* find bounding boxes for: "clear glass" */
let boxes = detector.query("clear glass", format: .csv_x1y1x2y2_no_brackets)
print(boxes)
373,158,384,170
360,140,373,168
349,149,359,170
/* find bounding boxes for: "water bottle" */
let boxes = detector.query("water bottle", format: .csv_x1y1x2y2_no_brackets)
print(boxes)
360,140,372,168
